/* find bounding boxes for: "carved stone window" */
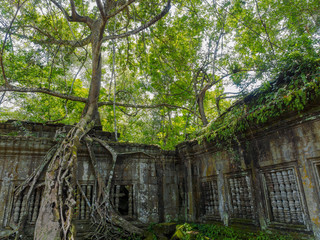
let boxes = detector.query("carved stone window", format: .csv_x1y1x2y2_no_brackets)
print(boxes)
11,185,44,224
75,184,94,220
200,177,219,217
264,169,304,224
111,185,133,218
228,174,254,220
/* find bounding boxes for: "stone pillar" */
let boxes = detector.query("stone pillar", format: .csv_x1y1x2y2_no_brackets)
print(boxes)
251,167,267,229
136,159,159,223
299,162,320,239
186,156,196,221
216,163,229,226
0,174,13,227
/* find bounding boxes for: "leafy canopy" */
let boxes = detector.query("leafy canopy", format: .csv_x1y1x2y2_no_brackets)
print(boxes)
1,0,319,149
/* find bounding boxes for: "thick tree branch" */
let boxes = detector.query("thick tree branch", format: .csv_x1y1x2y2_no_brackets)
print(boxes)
0,85,87,103
0,0,27,86
37,34,92,47
0,85,199,118
96,0,106,18
49,0,94,28
98,101,200,118
102,0,171,41
104,0,136,21
49,0,69,21
3,29,92,47
254,0,277,58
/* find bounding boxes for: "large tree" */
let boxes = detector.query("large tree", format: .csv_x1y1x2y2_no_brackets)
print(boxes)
0,0,319,238
0,0,172,239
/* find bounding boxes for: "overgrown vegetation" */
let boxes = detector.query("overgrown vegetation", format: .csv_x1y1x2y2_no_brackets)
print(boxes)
144,223,313,240
1,0,319,149
194,53,320,144
0,0,319,239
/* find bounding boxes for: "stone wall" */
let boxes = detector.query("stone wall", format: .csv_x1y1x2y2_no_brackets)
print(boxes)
1,105,320,239
0,122,179,236
176,107,320,239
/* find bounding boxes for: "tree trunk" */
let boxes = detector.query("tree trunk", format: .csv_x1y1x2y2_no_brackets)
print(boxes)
197,90,209,126
34,110,95,240
34,23,103,239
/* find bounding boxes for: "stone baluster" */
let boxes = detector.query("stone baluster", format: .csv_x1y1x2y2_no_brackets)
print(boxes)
239,178,245,218
265,173,277,221
276,172,285,223
28,190,35,222
111,185,115,206
208,182,212,214
243,177,251,218
80,185,86,220
247,177,254,218
237,178,242,217
286,170,297,223
31,188,41,222
289,171,303,224
239,178,244,218
233,178,238,216
281,170,291,223
115,185,120,211
204,182,209,214
213,181,219,214
13,196,22,223
229,178,236,216
271,172,281,221
208,181,214,214
128,185,133,218
86,185,92,219
245,177,251,217
200,182,205,214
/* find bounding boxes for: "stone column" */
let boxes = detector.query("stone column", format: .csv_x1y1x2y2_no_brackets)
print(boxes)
186,156,196,221
299,162,320,239
216,162,229,226
251,166,267,229
0,174,13,227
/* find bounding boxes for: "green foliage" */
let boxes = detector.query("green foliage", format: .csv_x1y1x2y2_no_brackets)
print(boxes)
170,223,302,240
1,0,319,149
195,55,320,144
140,223,311,240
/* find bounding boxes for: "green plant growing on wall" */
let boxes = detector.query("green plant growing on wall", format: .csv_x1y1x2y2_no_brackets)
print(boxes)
194,54,320,148
12,121,34,137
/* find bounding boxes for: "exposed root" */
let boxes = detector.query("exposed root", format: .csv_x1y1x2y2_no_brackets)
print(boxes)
7,123,150,239
83,137,144,239
14,144,58,197
34,116,95,240
8,145,59,240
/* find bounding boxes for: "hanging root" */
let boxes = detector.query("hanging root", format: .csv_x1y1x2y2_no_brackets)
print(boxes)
83,136,144,239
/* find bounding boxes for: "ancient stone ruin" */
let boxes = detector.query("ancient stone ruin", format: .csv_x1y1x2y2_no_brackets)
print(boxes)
1,102,320,239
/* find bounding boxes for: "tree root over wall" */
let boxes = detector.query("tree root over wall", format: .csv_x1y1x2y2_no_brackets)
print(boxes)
1,126,145,240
